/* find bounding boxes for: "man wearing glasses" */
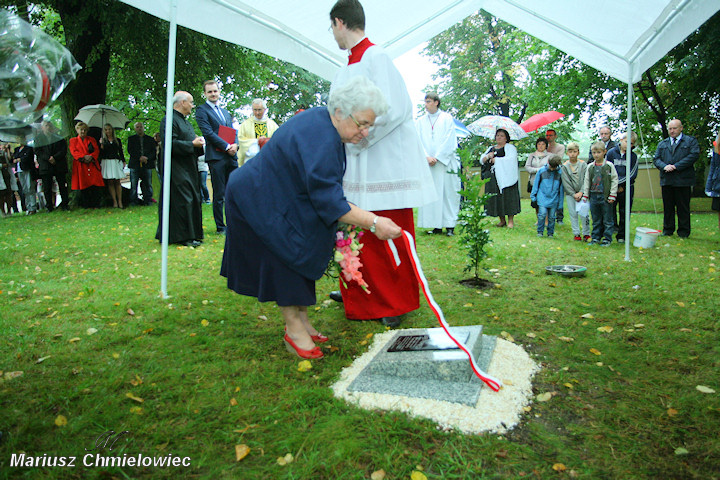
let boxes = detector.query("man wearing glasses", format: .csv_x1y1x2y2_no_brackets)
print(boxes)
327,0,436,328
155,91,206,247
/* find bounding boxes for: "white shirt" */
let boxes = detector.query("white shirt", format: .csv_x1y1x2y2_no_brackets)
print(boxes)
330,44,436,211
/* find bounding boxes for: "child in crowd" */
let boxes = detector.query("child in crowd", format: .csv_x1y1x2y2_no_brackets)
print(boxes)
525,136,550,207
561,142,591,241
531,155,563,237
606,132,638,244
582,141,618,246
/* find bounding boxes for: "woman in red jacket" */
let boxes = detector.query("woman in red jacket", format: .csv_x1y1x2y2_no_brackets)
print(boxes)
69,122,104,208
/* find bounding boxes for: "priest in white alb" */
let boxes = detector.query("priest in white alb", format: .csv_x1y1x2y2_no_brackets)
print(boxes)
416,92,461,236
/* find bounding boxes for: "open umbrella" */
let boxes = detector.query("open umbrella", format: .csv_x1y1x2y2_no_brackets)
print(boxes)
74,104,130,130
467,115,528,140
453,118,472,139
520,111,565,133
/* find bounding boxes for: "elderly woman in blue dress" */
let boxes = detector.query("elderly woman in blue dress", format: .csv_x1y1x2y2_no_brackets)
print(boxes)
221,76,402,360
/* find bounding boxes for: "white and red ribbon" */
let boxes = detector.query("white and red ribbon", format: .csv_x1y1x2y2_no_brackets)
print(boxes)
387,231,502,392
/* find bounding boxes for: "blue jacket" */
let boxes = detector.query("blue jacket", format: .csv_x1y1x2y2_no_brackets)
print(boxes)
606,146,637,186
531,165,563,209
706,151,720,197
222,107,351,280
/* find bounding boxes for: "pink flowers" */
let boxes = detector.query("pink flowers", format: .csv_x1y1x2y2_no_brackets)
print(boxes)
333,225,370,293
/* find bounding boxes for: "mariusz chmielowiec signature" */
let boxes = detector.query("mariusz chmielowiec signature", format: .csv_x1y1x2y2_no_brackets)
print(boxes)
10,430,192,468
85,430,130,451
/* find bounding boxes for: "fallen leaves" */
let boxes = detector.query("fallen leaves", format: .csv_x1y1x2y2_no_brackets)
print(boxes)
127,308,135,316
667,408,679,417
596,326,613,333
235,444,250,462
125,392,144,403
589,348,602,356
3,371,23,380
201,319,209,327
297,360,312,372
230,398,238,406
36,355,52,364
696,385,716,394
370,469,386,480
129,406,143,415
580,313,594,319
552,463,567,472
500,331,515,342
536,392,553,402
410,471,427,480
86,327,98,335
558,336,574,343
68,337,81,343
277,453,294,466
54,415,68,427
674,447,689,455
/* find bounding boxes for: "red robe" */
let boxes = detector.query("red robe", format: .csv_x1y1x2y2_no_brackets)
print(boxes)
69,136,104,190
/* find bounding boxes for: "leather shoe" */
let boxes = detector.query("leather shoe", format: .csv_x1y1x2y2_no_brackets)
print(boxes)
380,316,402,328
178,240,202,247
446,228,454,236
284,334,323,359
426,228,442,235
329,291,343,303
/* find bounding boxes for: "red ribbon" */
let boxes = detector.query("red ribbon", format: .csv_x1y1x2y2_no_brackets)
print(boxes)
389,231,502,392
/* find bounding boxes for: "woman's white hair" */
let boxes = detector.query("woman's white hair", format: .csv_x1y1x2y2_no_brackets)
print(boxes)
327,76,388,118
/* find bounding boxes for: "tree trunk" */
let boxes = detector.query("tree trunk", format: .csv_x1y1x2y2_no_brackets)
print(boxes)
55,1,111,134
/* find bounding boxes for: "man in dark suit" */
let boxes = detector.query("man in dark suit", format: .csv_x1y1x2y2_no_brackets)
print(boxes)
127,122,157,206
35,120,69,211
587,125,616,163
195,80,238,234
653,119,699,237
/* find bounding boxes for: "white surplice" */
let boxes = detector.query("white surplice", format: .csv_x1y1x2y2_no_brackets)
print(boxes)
330,45,436,211
415,109,461,228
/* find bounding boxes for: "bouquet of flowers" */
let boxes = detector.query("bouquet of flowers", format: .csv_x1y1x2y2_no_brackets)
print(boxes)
331,223,370,293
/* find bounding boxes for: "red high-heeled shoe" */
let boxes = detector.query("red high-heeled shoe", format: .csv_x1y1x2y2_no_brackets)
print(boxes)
311,333,329,343
284,327,329,344
284,334,324,359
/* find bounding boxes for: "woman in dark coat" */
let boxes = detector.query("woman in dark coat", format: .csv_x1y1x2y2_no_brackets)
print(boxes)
221,76,401,360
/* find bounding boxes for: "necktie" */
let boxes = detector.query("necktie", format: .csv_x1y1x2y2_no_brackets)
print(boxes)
215,106,225,124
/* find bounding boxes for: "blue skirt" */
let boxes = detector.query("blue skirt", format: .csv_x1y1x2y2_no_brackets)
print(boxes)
220,209,316,307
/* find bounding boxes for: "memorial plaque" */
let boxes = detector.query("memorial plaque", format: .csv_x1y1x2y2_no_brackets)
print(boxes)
347,326,497,405
387,331,470,352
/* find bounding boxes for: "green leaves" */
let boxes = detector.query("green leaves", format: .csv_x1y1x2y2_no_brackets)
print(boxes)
456,147,493,279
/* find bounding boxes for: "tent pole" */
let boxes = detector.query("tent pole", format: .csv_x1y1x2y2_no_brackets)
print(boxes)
624,64,633,261
160,0,178,299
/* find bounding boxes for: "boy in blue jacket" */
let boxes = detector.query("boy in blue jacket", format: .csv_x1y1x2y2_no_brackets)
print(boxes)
531,155,563,237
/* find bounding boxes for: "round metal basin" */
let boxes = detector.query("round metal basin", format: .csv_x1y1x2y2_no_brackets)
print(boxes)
545,265,587,277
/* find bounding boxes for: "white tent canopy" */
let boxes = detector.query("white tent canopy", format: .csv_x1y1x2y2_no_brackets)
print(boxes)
120,0,718,83
116,0,718,295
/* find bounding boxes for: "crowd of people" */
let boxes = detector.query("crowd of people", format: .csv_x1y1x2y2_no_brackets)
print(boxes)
2,0,719,362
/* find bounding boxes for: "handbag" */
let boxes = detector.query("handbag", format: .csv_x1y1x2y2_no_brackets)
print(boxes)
481,161,492,180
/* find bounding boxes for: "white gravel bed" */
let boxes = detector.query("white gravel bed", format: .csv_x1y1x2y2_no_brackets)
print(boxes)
331,330,540,434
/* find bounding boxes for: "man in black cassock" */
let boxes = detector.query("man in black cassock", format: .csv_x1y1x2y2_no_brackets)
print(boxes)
155,91,206,247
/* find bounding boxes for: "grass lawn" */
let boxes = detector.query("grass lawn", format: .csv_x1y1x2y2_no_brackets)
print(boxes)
1,200,718,479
